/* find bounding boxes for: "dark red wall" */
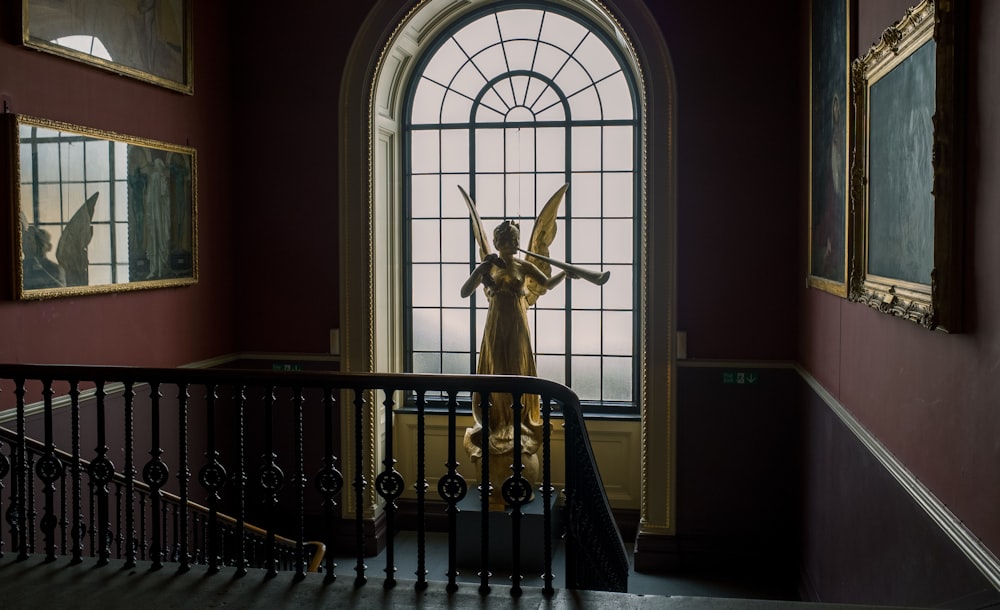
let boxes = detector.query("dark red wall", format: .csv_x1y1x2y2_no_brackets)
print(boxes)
800,0,1000,561
0,2,236,366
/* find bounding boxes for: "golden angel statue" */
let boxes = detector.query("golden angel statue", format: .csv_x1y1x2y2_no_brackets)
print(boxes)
458,183,609,510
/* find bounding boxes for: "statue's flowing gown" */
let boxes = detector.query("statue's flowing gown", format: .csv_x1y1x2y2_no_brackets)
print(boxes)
463,266,544,460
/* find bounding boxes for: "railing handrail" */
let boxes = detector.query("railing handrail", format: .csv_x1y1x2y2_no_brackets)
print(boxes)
0,362,629,594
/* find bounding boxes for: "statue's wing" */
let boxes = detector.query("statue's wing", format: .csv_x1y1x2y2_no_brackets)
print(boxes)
524,183,569,306
458,185,491,261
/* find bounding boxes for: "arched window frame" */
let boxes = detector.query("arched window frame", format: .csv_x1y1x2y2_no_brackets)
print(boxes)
339,0,677,538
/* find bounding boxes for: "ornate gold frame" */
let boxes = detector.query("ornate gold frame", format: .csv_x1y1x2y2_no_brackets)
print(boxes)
849,0,964,331
7,114,198,300
21,0,193,95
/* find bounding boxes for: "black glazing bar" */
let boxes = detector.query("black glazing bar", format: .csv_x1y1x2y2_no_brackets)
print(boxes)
177,382,190,573
147,382,165,570
353,388,367,588
234,384,248,576
204,383,221,574
541,396,554,595
381,388,397,589
95,380,111,565
444,390,460,593
70,378,83,564
263,386,278,579
415,391,428,590
123,381,136,568
479,392,490,595
510,392,523,597
321,386,338,583
14,377,26,560
294,386,306,581
41,378,58,562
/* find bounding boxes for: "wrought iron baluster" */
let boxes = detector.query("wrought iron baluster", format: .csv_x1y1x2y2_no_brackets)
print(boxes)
198,383,226,574
123,382,137,568
35,379,63,562
142,381,169,570
293,385,307,581
259,385,283,579
69,379,84,564
316,385,342,583
90,380,114,566
13,378,27,560
177,382,191,572
438,390,467,593
541,395,555,595
352,387,367,588
114,481,124,559
414,390,428,590
139,491,148,560
506,392,527,597
27,451,37,554
233,384,248,577
479,392,491,595
375,388,403,589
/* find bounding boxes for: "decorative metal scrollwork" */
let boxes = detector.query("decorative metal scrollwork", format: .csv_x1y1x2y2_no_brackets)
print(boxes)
35,453,64,484
315,466,344,499
198,462,228,492
257,464,285,493
437,472,467,502
0,451,9,479
375,470,405,501
501,476,533,506
88,456,116,486
142,460,169,488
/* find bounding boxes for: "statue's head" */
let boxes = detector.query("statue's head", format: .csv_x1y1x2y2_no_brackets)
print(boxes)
493,220,520,249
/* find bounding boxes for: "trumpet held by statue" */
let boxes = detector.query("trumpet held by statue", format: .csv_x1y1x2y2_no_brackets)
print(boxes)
518,248,611,286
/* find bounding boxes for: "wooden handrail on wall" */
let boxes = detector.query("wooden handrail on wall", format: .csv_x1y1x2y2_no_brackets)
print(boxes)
0,363,628,594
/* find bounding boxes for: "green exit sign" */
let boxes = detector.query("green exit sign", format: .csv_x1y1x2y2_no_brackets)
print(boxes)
722,371,759,385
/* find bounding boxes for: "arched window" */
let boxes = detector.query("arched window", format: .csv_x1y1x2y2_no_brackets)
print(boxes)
404,5,639,410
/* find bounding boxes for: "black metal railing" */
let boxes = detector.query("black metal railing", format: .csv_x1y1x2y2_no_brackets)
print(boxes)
0,363,629,596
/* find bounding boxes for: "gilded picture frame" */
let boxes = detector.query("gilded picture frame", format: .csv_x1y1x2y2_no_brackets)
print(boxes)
7,114,198,300
808,0,854,297
21,0,193,95
849,0,965,331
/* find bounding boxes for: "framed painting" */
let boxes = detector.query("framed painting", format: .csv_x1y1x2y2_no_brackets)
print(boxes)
849,0,965,331
21,0,193,94
7,114,197,300
808,0,854,297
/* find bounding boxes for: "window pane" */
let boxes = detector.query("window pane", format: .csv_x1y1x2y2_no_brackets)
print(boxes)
570,173,601,217
441,307,471,351
442,352,471,375
64,141,84,181
506,127,535,172
535,309,565,354
602,356,632,401
411,219,441,262
411,264,441,307
411,131,440,174
89,224,111,264
567,84,601,121
571,126,601,171
603,218,632,264
603,172,633,217
441,129,470,173
603,310,632,356
443,90,476,122
413,352,441,374
411,174,441,218
597,72,634,120
536,354,566,385
86,141,110,180
497,9,544,40
603,126,633,171
571,218,602,265
441,174,470,217
571,278,602,309
422,38,466,84
474,129,504,173
503,40,538,73
571,355,601,400
536,127,565,172
602,265,633,309
441,220,472,263
539,11,588,52
453,14,501,55
576,33,621,82
442,263,471,307
572,310,601,354
412,308,442,351
451,61,487,100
